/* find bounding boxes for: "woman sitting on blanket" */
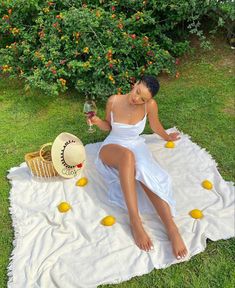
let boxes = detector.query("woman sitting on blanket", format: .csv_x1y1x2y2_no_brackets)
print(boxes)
89,75,188,260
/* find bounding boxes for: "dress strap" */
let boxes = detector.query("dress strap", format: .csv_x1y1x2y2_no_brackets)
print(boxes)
144,101,147,115
110,95,117,122
111,94,117,111
110,110,113,122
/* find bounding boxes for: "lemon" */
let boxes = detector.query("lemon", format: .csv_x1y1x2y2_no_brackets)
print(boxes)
201,180,213,190
58,202,71,213
189,209,204,219
76,177,88,187
165,141,175,148
101,215,116,226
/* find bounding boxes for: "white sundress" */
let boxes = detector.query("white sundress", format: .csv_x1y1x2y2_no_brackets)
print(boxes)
94,95,177,217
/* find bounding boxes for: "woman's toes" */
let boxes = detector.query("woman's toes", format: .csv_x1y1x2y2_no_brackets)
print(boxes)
176,251,183,260
177,249,188,259
141,244,146,251
182,249,187,257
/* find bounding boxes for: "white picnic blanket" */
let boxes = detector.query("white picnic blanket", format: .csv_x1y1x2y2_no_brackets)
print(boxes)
7,127,235,288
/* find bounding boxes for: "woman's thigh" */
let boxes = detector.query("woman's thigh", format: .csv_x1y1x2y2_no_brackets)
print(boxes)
99,144,135,170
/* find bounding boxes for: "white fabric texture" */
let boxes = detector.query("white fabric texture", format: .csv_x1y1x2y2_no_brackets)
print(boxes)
7,128,235,288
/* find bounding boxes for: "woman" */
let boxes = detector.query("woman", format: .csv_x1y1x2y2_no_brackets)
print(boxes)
89,75,188,260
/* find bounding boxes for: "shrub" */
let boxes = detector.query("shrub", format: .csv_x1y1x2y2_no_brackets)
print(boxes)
0,0,233,99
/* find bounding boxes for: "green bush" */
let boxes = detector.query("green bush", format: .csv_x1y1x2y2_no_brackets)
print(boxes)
0,0,233,99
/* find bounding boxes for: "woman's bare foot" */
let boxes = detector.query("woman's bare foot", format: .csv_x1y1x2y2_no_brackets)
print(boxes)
167,226,188,260
130,218,154,252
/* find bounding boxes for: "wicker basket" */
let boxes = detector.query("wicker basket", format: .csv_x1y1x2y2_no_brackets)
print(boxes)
25,143,59,178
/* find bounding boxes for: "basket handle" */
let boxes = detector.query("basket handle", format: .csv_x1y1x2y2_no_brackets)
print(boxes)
39,142,53,163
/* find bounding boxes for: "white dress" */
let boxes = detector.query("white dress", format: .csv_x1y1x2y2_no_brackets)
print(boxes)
94,96,177,217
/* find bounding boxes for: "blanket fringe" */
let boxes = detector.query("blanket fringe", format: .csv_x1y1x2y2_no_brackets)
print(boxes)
7,177,23,288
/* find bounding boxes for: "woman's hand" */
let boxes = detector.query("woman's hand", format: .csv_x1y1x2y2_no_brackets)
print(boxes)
86,116,111,131
166,132,181,141
86,115,101,126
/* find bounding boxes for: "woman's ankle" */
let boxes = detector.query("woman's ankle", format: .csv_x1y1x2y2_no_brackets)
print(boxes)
129,214,142,225
166,223,179,234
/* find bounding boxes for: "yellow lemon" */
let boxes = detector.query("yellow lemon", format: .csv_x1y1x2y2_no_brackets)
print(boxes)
189,209,204,219
76,177,88,187
58,202,71,213
165,141,175,148
101,215,116,226
201,180,213,190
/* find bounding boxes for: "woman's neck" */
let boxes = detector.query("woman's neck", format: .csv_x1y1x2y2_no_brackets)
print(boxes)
123,93,135,106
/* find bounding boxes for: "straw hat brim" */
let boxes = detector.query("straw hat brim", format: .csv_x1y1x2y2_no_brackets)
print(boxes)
51,132,86,179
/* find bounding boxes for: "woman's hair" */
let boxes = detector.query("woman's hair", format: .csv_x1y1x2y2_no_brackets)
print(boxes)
138,75,160,97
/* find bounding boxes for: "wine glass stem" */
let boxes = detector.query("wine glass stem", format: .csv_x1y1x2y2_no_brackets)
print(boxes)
88,118,93,131
88,119,93,128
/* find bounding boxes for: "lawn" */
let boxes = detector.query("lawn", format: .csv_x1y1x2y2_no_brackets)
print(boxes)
0,35,234,287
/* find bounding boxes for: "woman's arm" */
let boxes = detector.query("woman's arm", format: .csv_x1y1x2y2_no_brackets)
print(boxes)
88,95,114,132
147,99,180,141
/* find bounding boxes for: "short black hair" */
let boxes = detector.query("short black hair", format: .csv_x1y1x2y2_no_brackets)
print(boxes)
138,74,160,97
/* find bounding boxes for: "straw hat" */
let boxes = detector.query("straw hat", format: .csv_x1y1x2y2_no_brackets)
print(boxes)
51,132,86,179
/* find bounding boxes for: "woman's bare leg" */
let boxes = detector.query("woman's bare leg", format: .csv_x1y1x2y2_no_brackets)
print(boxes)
140,181,188,259
99,144,153,251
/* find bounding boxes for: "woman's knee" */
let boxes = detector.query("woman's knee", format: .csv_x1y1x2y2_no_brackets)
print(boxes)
99,144,135,169
119,149,136,177
119,149,135,166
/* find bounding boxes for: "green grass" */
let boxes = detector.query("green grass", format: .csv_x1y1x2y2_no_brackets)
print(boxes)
0,35,234,287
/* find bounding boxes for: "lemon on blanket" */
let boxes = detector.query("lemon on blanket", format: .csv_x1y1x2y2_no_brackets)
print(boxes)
201,180,213,190
101,215,116,226
58,202,71,213
76,177,88,187
189,209,204,219
165,141,175,148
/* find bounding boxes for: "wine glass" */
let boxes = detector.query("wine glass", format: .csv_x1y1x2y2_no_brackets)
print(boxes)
83,99,97,133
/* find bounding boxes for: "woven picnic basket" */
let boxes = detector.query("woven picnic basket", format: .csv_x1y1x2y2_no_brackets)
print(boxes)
25,143,59,178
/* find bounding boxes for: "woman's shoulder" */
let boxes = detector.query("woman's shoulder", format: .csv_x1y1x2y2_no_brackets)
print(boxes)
106,94,117,110
108,94,117,101
146,98,158,114
107,94,120,105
